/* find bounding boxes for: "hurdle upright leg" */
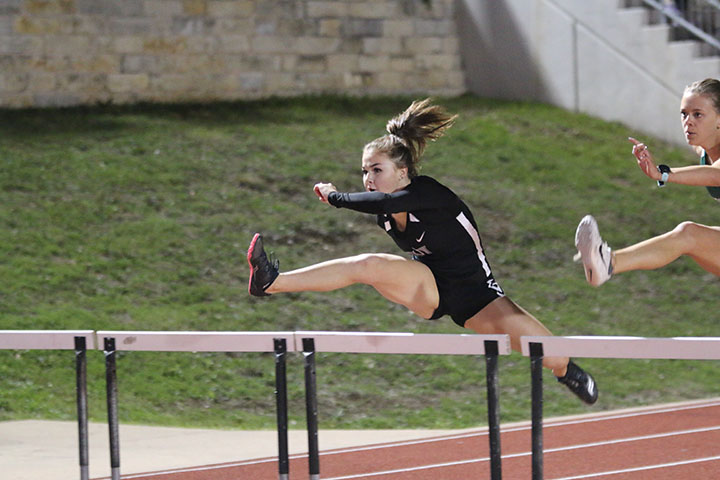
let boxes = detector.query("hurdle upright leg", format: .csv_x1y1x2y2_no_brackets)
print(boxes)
530,342,544,480
484,339,502,480
303,338,320,480
274,338,290,480
104,337,121,480
75,336,89,480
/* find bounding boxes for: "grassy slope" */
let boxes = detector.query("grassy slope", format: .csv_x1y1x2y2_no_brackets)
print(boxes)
1,95,719,430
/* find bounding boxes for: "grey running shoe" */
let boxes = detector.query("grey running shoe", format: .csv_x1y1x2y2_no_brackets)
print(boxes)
575,215,613,287
247,233,279,297
557,360,598,405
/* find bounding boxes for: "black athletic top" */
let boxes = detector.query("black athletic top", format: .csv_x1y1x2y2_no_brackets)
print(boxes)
327,175,493,281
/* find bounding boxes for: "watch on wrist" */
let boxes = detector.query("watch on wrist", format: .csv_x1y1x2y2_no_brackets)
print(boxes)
657,164,671,187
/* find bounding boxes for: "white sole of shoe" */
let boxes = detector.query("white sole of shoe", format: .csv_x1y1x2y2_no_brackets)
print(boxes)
575,215,604,287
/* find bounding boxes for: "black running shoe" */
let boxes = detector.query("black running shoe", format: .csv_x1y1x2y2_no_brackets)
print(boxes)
247,233,279,297
556,360,598,405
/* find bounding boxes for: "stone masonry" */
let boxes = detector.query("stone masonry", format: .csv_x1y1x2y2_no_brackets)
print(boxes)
0,0,466,108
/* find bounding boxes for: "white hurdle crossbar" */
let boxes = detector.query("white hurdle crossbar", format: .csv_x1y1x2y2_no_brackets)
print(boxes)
521,335,720,360
0,330,95,350
95,330,296,352
295,331,510,355
520,335,720,480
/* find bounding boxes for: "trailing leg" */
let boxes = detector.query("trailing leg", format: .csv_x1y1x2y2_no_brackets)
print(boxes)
464,297,598,404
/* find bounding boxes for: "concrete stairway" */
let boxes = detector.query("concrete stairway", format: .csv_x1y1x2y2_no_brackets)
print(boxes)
553,0,720,143
556,0,720,91
457,0,720,143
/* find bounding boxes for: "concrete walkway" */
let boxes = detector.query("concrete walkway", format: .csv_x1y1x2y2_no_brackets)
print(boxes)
1,420,472,480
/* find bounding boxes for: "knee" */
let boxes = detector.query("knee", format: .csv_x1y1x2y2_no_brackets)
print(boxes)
346,253,388,282
670,221,702,249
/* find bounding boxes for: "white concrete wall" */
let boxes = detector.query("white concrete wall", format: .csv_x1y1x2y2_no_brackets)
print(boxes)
457,0,720,145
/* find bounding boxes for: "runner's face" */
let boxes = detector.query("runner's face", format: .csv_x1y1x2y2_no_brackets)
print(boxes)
361,151,408,194
680,92,720,149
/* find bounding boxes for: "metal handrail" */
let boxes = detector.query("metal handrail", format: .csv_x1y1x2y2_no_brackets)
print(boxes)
643,0,720,52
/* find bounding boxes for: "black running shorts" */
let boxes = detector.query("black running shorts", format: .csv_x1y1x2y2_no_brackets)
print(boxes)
429,269,505,327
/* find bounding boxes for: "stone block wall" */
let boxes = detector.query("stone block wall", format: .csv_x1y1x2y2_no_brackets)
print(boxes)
0,0,466,108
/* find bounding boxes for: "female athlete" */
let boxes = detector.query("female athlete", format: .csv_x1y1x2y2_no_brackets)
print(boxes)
249,99,597,404
576,78,720,286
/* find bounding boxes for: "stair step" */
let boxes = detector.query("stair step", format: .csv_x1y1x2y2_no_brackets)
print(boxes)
616,7,648,28
618,3,719,86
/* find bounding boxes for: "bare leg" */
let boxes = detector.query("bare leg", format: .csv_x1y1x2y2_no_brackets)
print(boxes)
463,296,569,376
614,222,720,276
267,253,440,319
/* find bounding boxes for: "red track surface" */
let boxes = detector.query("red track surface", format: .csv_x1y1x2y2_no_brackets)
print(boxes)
112,400,720,480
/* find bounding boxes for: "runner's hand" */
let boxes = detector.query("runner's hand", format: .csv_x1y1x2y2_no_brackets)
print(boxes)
628,137,660,180
313,183,337,203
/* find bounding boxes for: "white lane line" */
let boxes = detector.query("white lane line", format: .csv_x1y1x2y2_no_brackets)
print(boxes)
320,425,720,480
542,399,720,430
318,399,720,458
542,425,720,453
322,457,484,480
550,454,720,480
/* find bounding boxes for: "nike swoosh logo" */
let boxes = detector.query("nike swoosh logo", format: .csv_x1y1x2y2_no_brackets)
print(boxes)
416,232,425,243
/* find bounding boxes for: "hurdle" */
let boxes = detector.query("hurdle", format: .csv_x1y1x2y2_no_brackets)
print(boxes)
95,331,296,480
294,331,511,480
521,335,720,480
0,330,96,480
4,330,510,480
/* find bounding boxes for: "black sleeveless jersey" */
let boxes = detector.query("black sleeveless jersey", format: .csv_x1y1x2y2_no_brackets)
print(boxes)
327,175,493,281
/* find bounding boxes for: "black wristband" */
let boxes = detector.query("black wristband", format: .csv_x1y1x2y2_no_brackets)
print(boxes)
657,164,671,187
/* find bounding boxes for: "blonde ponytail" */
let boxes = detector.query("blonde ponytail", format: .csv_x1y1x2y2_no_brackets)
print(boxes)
364,98,457,178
